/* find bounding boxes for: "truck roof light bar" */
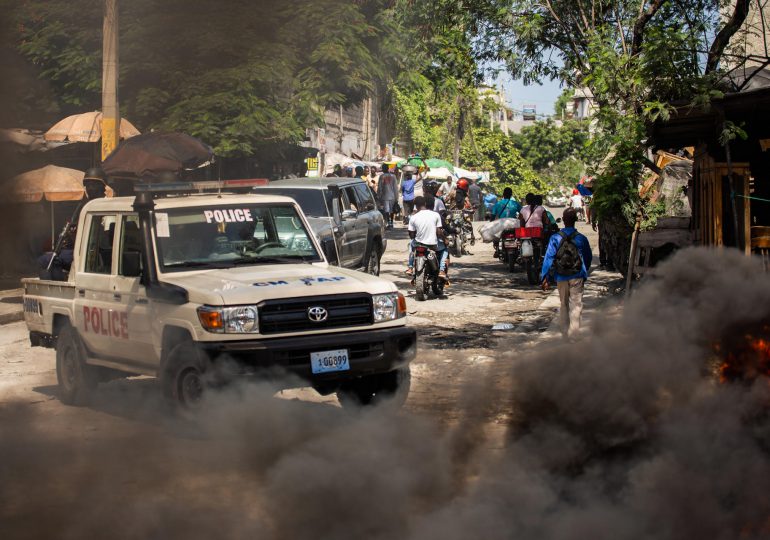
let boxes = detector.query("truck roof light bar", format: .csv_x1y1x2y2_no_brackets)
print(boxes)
133,178,270,195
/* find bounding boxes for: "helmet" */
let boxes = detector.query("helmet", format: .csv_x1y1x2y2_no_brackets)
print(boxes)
457,178,469,191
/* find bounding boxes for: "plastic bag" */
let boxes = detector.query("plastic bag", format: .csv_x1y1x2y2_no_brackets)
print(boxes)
479,218,520,242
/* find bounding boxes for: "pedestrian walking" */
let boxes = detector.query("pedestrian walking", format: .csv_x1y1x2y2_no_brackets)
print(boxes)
468,178,483,221
377,163,398,229
540,208,593,339
401,171,416,224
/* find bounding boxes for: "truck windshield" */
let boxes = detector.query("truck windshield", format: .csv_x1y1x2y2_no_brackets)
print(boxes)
156,204,322,272
252,188,334,218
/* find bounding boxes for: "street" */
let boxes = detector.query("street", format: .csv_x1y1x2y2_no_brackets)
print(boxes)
0,215,618,433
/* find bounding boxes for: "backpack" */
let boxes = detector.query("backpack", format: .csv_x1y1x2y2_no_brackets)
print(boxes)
554,231,583,275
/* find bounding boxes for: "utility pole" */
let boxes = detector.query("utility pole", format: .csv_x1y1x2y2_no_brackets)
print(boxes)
500,85,509,136
101,0,120,161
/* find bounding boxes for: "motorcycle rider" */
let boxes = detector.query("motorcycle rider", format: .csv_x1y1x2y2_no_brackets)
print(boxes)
449,178,475,247
519,192,550,229
406,196,448,281
491,187,521,258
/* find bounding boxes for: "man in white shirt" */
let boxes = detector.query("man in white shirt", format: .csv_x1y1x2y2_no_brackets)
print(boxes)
406,196,447,279
568,189,584,220
436,176,455,199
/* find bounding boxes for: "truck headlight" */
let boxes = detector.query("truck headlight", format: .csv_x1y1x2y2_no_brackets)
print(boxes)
197,305,259,334
372,293,406,323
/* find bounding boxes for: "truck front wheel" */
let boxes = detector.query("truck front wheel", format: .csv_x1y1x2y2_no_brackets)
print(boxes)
162,341,212,413
337,366,411,409
56,325,97,405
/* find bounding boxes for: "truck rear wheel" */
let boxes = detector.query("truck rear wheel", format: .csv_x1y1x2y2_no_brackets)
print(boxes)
162,341,212,413
56,325,97,406
337,366,411,409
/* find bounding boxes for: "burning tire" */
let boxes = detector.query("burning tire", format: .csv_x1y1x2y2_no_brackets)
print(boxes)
337,366,411,409
56,325,97,405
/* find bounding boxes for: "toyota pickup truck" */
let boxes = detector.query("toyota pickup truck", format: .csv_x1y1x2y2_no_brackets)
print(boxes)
22,186,415,410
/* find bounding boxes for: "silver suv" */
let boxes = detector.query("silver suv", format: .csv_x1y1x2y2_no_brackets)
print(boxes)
253,178,386,275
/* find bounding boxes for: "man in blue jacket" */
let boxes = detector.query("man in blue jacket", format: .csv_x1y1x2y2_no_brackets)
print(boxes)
540,208,593,338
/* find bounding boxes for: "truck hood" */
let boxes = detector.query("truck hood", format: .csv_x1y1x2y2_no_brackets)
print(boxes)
161,264,396,305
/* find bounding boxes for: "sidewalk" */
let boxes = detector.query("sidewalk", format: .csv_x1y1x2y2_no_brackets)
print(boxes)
0,288,24,326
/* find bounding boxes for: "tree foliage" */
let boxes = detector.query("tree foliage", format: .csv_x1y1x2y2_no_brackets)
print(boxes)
6,0,408,157
510,119,590,171
461,127,544,198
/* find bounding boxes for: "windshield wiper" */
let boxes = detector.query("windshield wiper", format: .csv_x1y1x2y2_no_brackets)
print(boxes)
164,261,234,269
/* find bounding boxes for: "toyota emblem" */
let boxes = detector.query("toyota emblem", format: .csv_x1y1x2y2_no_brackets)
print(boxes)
307,306,328,322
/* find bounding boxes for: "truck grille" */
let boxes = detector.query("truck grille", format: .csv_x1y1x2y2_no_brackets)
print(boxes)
259,294,373,334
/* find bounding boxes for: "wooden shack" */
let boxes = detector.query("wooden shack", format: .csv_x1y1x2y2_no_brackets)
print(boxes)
649,68,770,265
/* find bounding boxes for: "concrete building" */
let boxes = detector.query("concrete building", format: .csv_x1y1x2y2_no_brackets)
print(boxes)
571,87,597,120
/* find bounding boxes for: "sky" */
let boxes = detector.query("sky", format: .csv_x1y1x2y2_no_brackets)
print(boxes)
499,73,565,118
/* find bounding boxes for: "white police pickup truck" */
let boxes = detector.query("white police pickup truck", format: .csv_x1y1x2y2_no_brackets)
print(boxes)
22,186,415,410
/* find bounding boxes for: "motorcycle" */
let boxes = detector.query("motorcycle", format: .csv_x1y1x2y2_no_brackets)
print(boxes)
516,226,545,285
448,210,466,258
413,243,446,301
499,228,520,272
462,208,476,248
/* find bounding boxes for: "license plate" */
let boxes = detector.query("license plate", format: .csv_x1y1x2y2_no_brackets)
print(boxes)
310,349,350,374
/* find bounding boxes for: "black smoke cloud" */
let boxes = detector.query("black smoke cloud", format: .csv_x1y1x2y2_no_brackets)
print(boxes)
1,248,770,540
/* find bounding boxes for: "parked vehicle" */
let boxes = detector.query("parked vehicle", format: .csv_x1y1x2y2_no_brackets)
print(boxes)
23,186,415,411
516,226,545,285
413,243,445,301
253,178,386,275
545,192,569,207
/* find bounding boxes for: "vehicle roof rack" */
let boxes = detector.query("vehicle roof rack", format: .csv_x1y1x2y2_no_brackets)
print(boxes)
133,178,269,196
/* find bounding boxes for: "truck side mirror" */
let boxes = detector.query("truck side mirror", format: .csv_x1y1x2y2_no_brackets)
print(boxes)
122,251,142,277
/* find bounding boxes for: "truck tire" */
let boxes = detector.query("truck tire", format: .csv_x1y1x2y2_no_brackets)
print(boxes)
161,341,212,413
337,366,411,409
56,325,97,406
365,241,381,276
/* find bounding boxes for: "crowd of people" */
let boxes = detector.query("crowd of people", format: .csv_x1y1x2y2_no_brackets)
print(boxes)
325,161,594,339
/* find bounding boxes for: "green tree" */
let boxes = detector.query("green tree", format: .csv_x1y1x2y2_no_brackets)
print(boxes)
430,0,755,270
510,119,590,171
6,0,410,157
553,88,573,119
461,127,543,198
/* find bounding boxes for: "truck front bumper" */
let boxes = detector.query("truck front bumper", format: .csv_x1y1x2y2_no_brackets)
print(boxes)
198,326,416,383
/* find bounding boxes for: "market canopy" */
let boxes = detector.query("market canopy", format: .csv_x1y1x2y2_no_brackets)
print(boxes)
45,111,141,143
102,131,214,181
396,157,454,172
10,165,86,202
453,166,483,181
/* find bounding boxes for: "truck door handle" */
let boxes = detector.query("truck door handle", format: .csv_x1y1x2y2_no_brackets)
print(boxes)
113,293,121,301
77,289,85,297
135,298,148,305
